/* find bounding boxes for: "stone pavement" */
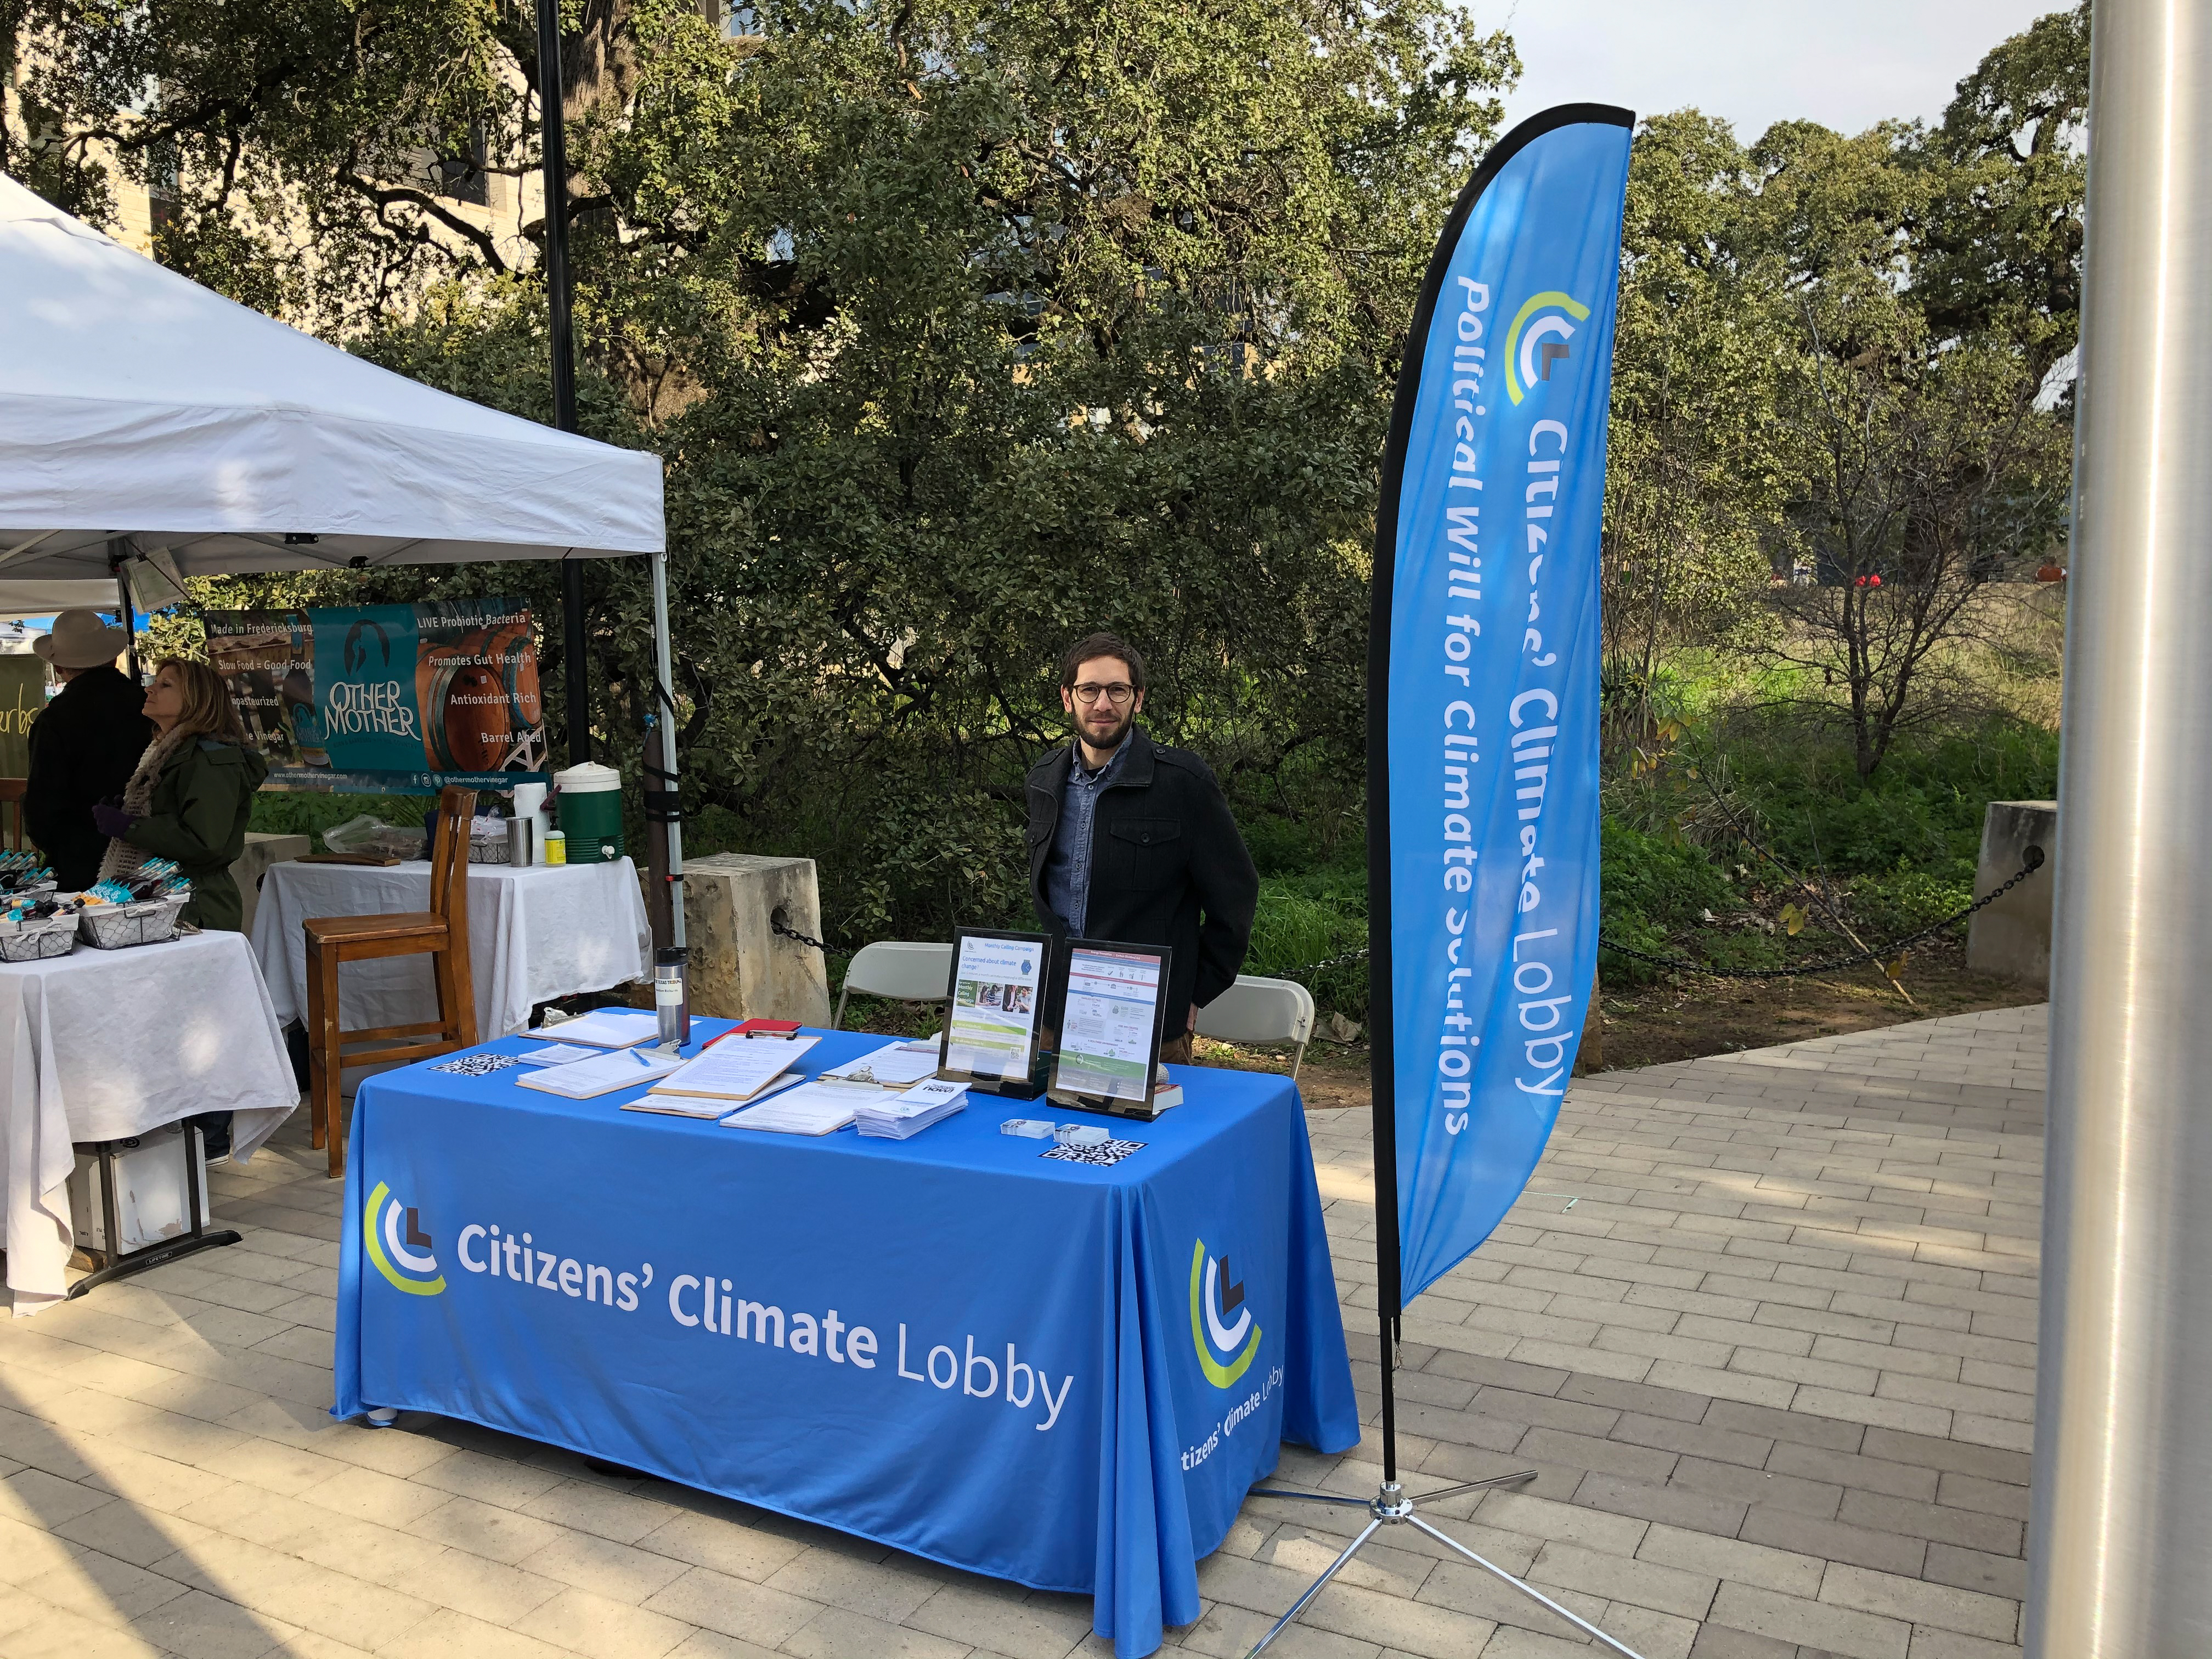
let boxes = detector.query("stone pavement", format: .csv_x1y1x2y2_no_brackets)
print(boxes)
0,1005,2044,1659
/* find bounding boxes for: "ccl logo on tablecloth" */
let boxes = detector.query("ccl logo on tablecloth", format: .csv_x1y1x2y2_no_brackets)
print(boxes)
1503,291,1590,404
1189,1237,1261,1388
365,1183,447,1295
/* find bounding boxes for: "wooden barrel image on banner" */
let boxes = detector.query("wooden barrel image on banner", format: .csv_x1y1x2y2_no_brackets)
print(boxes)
416,618,544,775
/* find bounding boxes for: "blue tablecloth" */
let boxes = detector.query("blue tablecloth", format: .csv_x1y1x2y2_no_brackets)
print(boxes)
334,1024,1359,1657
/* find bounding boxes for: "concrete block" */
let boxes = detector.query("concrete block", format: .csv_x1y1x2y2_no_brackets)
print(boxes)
232,832,310,937
680,853,832,1026
1965,803,2055,986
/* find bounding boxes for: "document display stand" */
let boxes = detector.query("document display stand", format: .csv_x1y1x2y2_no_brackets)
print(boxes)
935,928,1051,1098
1047,940,1171,1120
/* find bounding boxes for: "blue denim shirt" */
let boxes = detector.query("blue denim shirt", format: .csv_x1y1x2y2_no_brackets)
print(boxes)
1041,733,1133,935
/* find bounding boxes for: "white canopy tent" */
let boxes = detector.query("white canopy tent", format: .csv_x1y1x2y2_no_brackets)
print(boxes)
0,172,685,939
0,173,662,573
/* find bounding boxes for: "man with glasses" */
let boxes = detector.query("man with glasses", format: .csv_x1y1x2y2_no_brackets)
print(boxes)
1028,632,1258,1064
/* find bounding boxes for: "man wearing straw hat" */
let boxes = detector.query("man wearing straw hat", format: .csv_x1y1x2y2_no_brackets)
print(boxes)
24,609,151,892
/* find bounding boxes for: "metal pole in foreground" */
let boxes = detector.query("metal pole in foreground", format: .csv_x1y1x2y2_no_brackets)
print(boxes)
533,0,590,765
649,546,685,949
2029,2,2212,1654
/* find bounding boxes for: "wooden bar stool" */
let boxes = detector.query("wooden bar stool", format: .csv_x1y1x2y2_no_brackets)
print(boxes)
306,786,478,1177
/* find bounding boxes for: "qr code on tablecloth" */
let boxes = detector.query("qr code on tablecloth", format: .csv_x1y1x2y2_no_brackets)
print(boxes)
429,1053,525,1077
1041,1138,1147,1168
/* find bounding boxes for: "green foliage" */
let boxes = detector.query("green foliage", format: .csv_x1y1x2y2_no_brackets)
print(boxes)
1849,866,1979,940
1594,710,2057,987
1602,10,2084,776
1245,873,1369,1019
1718,714,2058,874
1601,817,1737,932
7,0,2089,1015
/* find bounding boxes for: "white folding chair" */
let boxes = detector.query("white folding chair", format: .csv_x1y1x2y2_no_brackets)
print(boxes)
832,940,956,1029
1194,974,1318,1079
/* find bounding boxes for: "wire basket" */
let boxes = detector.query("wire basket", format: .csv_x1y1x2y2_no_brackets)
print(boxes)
469,833,512,865
78,895,188,950
0,914,77,962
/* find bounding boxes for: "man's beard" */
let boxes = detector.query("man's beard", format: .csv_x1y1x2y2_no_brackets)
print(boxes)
1077,707,1135,753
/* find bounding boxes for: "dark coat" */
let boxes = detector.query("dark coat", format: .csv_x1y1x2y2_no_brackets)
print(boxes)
1025,726,1259,1039
120,737,269,931
24,664,154,891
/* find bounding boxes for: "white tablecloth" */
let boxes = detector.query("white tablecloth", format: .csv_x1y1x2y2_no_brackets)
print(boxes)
250,857,652,1042
1,932,298,1312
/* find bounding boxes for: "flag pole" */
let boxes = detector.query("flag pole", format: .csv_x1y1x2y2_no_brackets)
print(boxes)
1238,104,1646,1659
2026,0,2212,1649
534,0,591,772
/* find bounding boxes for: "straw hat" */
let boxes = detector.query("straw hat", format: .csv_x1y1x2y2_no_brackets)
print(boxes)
33,608,131,670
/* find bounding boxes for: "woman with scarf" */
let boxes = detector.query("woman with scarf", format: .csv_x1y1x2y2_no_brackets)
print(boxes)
91,658,269,933
91,659,271,1164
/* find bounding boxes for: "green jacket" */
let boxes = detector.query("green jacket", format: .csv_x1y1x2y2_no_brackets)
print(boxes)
122,737,269,932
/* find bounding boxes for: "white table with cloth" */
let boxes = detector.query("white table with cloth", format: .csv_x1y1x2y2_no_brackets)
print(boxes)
250,857,652,1041
1,932,298,1314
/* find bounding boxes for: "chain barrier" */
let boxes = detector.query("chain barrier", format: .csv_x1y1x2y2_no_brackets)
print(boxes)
1597,846,2046,979
765,847,2044,985
1279,944,1370,980
769,912,840,956
1239,846,2046,984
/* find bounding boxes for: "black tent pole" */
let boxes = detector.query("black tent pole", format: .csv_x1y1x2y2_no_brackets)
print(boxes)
110,543,138,681
535,0,589,766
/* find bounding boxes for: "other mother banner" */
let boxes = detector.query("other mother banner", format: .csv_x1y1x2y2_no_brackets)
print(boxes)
206,600,546,793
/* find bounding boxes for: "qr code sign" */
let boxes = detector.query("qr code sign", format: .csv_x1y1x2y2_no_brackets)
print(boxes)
430,1053,525,1077
1041,1138,1147,1168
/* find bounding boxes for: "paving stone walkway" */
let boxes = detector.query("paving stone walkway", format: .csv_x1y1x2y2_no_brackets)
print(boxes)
0,1004,2044,1659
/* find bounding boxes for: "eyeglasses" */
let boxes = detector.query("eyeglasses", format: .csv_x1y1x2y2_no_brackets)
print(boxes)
1070,683,1136,708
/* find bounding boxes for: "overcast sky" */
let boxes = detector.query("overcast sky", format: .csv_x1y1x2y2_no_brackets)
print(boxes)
1476,0,2070,143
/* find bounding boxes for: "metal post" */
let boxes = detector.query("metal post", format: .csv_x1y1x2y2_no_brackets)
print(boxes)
533,0,589,765
110,543,137,681
1364,451,1406,1487
649,545,685,948
2029,1,2212,1652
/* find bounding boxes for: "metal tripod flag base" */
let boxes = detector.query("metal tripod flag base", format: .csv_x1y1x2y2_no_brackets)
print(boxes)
1240,1472,1650,1659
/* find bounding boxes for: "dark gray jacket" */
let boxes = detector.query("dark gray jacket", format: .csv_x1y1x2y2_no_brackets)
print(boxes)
1025,726,1259,1037
24,664,153,891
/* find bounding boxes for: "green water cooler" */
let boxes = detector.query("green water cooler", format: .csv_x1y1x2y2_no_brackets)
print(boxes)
554,761,625,864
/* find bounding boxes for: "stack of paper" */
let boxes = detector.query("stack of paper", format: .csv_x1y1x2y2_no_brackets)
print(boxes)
820,1041,943,1090
529,1009,662,1049
720,1080,876,1136
516,1043,599,1066
517,1047,684,1099
854,1077,968,1140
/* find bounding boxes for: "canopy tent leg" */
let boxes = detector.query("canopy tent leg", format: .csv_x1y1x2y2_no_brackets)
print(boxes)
647,545,684,950
109,543,137,681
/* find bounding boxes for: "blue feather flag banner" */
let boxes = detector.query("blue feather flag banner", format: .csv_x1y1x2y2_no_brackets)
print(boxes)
1370,107,1633,1306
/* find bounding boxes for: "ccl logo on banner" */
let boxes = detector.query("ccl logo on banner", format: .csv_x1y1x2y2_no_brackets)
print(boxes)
1503,291,1591,404
365,1183,446,1296
1189,1238,1261,1388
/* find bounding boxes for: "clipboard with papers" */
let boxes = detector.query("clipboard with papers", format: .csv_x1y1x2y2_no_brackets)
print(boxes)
819,1037,942,1089
646,1035,822,1104
517,1046,686,1099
